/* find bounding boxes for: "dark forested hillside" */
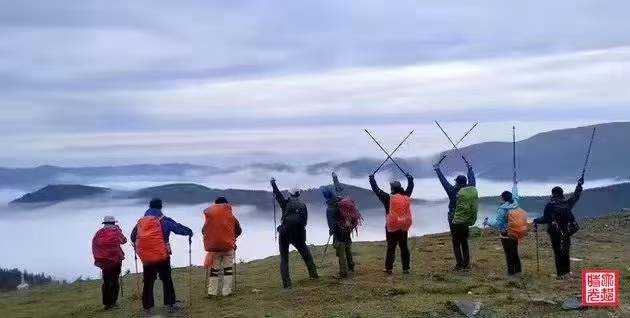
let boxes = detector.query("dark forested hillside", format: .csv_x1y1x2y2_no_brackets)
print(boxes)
0,268,54,292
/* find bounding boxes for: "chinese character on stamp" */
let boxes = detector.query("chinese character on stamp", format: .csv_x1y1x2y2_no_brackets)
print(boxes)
582,270,619,307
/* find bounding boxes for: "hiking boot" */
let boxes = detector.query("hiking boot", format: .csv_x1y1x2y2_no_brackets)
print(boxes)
334,273,349,280
403,269,411,275
142,308,154,316
168,303,185,313
104,305,113,311
382,269,393,275
310,274,320,280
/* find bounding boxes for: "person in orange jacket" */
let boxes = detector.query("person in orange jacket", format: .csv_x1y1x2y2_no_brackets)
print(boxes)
202,197,242,297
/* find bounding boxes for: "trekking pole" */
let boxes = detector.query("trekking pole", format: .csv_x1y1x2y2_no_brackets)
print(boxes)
320,235,332,267
120,274,124,297
364,129,408,175
372,130,414,174
188,237,192,310
273,192,278,242
473,224,485,266
438,122,479,165
581,127,597,179
435,121,470,165
134,249,140,297
233,249,237,290
513,126,517,183
534,228,540,274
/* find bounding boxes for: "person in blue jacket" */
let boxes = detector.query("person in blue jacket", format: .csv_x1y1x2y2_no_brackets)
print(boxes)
483,182,522,275
130,198,193,314
433,161,476,271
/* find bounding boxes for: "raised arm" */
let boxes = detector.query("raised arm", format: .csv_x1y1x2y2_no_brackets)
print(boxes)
404,173,414,197
332,172,344,197
434,166,455,194
568,178,584,209
271,179,288,211
467,163,476,187
369,175,389,202
512,182,520,201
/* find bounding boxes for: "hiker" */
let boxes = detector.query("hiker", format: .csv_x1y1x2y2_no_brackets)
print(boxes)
369,172,414,274
271,178,319,288
130,198,193,314
483,181,526,276
202,197,242,297
322,172,358,279
533,177,584,279
92,216,127,310
434,161,478,271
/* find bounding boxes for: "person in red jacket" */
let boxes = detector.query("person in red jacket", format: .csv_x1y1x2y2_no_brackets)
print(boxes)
92,216,127,310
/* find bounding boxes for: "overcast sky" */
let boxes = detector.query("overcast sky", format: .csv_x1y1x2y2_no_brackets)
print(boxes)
1,0,629,167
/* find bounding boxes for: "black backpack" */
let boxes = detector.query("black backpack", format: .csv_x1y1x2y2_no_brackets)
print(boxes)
550,200,579,236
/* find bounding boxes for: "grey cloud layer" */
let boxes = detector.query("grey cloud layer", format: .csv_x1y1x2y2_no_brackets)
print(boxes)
1,0,629,166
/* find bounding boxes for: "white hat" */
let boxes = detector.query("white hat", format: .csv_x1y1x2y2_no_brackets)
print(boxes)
288,187,301,196
102,216,118,224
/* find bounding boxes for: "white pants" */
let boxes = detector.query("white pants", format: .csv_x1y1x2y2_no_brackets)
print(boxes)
207,250,235,296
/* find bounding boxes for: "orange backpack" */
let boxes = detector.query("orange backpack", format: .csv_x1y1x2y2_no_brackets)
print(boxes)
135,216,169,264
507,207,529,240
203,204,236,252
386,194,412,232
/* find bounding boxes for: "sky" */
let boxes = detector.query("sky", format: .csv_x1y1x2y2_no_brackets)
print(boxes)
1,0,630,167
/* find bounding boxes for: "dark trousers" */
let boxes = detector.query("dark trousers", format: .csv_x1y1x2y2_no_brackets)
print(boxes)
142,258,176,309
101,263,121,307
334,233,355,276
550,232,572,276
385,231,410,271
279,225,318,288
501,238,522,275
450,223,470,268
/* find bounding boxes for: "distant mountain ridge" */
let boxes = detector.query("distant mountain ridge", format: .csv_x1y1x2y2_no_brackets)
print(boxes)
1,122,628,188
308,121,630,182
9,182,630,218
0,163,293,189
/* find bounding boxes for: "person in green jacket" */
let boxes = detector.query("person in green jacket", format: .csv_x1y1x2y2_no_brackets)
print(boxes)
434,161,478,271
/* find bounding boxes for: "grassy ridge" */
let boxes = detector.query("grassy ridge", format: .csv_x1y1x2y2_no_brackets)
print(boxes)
1,213,629,317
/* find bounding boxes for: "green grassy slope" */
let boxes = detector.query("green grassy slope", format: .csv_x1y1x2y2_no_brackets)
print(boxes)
1,213,629,318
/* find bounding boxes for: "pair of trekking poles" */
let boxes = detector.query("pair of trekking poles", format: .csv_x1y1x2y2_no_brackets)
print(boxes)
130,238,236,311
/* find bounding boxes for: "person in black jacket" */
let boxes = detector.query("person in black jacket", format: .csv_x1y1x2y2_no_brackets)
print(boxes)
533,177,584,278
323,172,354,279
271,178,319,288
369,173,414,274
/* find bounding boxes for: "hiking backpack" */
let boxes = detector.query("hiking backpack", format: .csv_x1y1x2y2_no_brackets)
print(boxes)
337,196,363,235
135,216,169,265
387,194,413,232
506,207,529,240
550,201,579,236
203,203,236,252
92,227,124,268
453,186,479,226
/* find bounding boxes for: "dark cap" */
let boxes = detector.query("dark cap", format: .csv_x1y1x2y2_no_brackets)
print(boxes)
214,197,228,204
390,181,402,188
455,175,467,185
149,198,163,209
